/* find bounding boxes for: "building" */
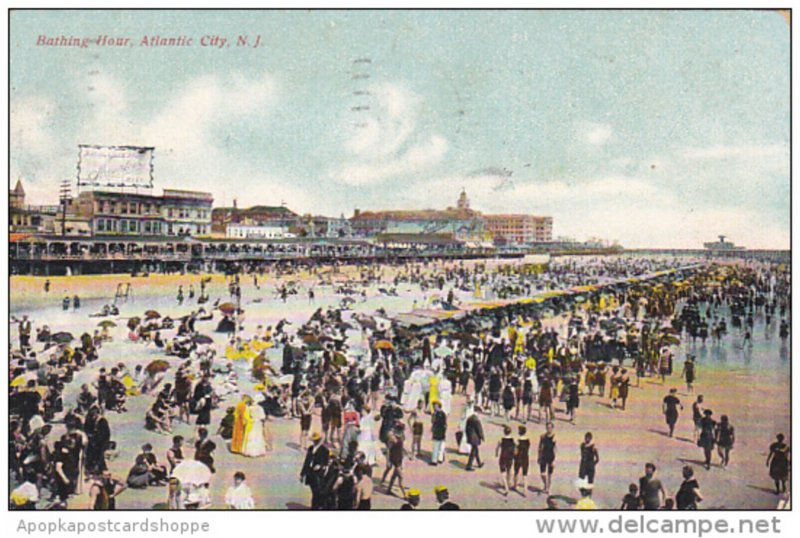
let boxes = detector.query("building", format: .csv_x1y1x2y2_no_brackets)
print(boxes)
161,189,213,236
704,235,745,252
484,214,553,245
211,203,298,235
66,188,212,238
9,179,59,234
350,190,487,242
226,223,294,240
324,215,353,238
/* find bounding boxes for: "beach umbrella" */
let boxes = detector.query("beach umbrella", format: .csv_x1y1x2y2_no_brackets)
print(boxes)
127,317,141,330
145,359,170,375
144,310,161,319
333,351,348,366
97,320,117,328
219,302,236,315
171,460,212,486
51,332,74,344
10,375,29,388
374,340,395,351
193,334,214,345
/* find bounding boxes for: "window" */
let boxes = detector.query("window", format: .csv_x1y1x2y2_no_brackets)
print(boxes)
97,219,105,232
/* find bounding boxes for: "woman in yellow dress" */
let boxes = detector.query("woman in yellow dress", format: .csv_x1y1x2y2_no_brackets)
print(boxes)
230,395,253,454
428,374,441,413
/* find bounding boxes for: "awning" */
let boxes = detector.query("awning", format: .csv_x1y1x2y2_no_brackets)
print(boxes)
10,233,45,244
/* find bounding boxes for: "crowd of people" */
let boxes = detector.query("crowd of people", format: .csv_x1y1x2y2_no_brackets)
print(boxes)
8,255,791,510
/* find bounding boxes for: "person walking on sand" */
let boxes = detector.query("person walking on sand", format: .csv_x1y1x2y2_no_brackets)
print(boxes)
380,423,408,498
619,368,631,410
566,377,580,422
766,433,790,494
537,422,556,495
698,409,717,470
495,425,516,496
662,388,683,438
538,376,554,423
430,401,447,466
464,408,484,471
513,425,531,496
681,355,696,393
578,432,599,485
691,395,704,442
300,432,330,509
715,415,735,468
297,391,313,450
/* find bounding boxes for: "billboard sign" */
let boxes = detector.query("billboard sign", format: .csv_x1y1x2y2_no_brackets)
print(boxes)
77,145,154,189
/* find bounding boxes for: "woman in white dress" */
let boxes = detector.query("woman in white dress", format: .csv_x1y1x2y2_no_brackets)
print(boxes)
438,375,453,414
358,406,378,465
401,368,425,412
242,400,267,457
457,400,475,455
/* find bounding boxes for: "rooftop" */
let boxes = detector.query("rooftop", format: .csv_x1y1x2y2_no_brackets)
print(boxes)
353,208,480,221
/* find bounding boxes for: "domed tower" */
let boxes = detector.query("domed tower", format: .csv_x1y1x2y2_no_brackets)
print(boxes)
456,188,470,211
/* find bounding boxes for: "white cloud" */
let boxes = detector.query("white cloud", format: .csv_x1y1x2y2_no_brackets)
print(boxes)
338,135,448,186
333,82,448,186
11,71,313,211
582,122,613,145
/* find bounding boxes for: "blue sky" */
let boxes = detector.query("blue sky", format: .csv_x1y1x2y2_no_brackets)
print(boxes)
10,10,789,248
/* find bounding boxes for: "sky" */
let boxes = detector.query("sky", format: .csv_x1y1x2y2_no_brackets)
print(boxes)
9,10,790,248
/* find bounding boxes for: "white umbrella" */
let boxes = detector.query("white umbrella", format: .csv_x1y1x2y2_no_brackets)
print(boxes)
171,460,212,486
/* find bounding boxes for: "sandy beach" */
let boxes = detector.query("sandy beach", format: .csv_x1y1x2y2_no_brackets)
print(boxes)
9,258,790,510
